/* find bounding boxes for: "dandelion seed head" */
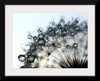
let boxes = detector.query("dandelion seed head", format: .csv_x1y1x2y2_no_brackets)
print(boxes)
18,17,88,68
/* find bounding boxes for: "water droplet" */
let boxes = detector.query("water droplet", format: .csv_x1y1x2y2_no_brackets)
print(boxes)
18,55,26,62
73,43,78,48
27,34,32,39
57,44,61,48
38,27,43,33
38,39,45,46
27,54,35,63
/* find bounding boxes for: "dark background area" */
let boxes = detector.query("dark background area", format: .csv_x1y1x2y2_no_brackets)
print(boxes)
0,0,99,4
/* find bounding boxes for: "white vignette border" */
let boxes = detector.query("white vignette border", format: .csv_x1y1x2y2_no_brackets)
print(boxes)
5,5,95,76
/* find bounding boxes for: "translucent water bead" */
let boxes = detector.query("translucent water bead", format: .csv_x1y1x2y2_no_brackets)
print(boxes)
61,30,67,36
38,34,44,39
60,18,65,24
18,55,26,62
49,30,56,37
27,34,32,39
52,22,56,26
33,36,37,41
27,54,35,63
75,26,80,31
73,43,78,48
38,39,45,46
38,27,43,33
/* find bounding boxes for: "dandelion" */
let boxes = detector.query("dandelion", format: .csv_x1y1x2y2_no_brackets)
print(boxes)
18,17,88,68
